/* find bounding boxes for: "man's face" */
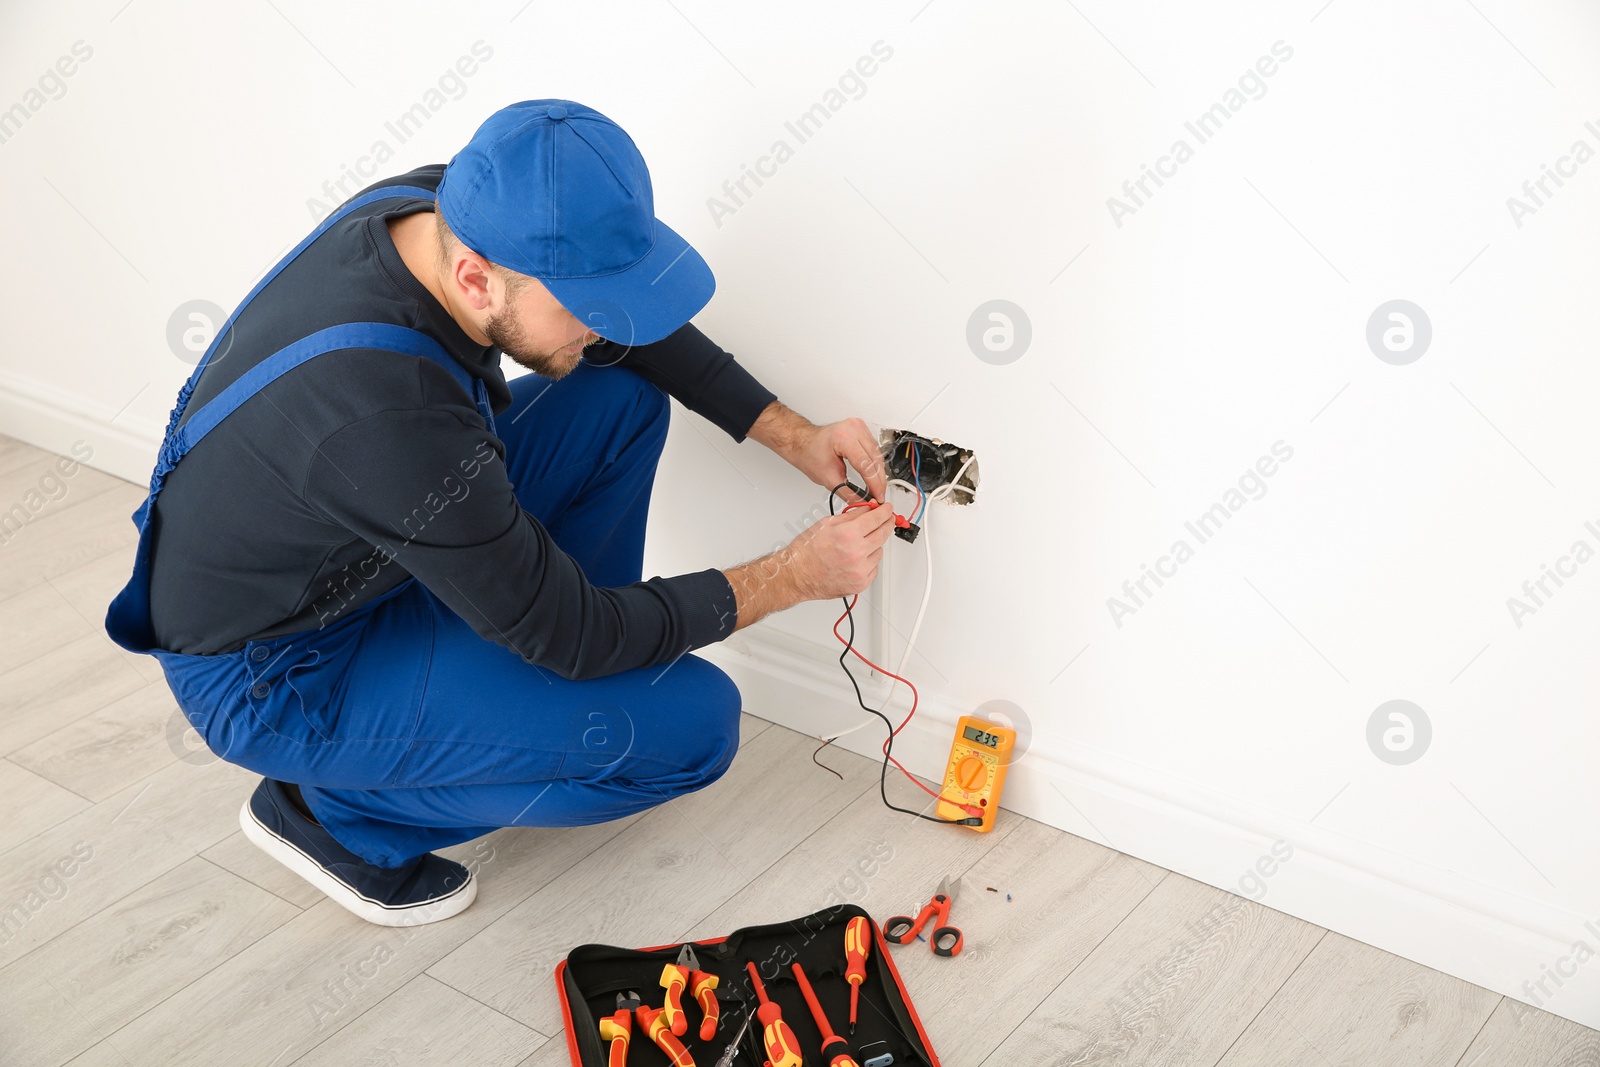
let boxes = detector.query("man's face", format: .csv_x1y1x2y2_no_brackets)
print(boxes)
483,275,601,380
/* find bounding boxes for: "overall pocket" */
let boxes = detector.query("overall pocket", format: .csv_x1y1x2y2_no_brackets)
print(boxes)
242,617,366,745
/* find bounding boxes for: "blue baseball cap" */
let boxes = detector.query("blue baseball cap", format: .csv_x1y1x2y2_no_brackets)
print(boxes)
437,99,713,346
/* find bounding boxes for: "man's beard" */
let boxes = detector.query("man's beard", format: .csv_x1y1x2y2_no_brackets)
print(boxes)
484,304,587,380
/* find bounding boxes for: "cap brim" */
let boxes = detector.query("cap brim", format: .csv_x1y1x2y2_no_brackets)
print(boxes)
538,217,715,347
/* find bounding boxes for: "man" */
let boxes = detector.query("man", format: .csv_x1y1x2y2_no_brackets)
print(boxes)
105,99,893,927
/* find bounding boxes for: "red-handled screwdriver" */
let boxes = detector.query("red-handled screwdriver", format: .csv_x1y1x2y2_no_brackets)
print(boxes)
745,961,804,1067
844,917,870,1035
791,962,860,1067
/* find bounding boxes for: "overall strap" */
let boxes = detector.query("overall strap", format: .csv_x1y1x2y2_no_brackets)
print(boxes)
156,183,440,450
109,320,491,655
160,322,492,470
190,184,439,386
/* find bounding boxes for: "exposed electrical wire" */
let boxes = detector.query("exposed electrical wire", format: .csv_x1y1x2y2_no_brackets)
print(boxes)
810,737,844,780
823,475,934,744
830,589,981,825
820,479,981,826
909,442,926,525
937,452,977,501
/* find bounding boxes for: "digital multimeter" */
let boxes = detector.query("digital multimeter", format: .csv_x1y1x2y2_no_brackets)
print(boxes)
936,714,1015,831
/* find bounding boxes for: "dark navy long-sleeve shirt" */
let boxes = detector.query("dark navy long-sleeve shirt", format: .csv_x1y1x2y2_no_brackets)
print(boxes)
146,165,777,680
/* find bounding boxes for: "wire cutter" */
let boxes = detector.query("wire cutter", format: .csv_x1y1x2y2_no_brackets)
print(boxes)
884,876,964,957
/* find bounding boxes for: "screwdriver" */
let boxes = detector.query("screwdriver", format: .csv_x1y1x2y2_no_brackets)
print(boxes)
745,961,804,1067
844,916,871,1034
791,962,860,1067
713,1004,757,1067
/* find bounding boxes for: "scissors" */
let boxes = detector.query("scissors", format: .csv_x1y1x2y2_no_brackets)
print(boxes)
884,875,964,957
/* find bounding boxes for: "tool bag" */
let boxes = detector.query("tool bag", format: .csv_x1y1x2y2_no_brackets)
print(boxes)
555,904,942,1066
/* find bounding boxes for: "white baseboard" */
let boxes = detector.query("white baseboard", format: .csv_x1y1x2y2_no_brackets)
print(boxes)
0,368,164,485
700,627,1600,1031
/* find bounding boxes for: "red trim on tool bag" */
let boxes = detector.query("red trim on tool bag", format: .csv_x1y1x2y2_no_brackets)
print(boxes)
554,959,582,1066
870,918,943,1067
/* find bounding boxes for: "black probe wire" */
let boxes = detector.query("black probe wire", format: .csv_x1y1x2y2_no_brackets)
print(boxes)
823,481,981,827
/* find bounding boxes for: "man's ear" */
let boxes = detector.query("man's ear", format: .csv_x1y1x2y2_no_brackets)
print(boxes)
450,251,496,312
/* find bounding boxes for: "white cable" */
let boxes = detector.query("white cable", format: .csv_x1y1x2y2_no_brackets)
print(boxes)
929,452,977,502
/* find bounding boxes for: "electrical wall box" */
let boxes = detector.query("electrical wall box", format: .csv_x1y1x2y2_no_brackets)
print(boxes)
879,430,977,504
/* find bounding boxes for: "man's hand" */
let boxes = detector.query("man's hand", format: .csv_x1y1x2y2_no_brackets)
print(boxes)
747,399,887,504
724,501,896,631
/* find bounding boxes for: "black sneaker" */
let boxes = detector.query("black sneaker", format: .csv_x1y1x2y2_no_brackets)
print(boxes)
239,777,476,927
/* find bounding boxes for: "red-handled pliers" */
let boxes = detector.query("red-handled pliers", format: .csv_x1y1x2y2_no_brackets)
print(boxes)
884,876,963,957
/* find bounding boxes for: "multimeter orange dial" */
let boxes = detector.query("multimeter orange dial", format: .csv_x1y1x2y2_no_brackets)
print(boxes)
937,715,1015,831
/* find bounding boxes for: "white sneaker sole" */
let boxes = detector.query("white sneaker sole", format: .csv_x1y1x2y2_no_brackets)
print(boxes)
239,797,476,927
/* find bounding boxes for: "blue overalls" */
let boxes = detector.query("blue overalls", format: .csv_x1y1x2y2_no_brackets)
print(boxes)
105,186,742,869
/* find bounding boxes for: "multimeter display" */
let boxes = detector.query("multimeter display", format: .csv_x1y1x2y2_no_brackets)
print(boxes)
962,725,1002,748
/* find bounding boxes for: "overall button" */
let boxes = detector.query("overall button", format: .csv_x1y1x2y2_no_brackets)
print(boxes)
249,646,269,662
251,681,270,699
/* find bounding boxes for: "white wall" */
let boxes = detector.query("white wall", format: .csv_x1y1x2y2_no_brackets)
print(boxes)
3,0,1596,1028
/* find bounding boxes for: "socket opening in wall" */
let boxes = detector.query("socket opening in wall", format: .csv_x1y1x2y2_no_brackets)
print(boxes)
879,429,978,505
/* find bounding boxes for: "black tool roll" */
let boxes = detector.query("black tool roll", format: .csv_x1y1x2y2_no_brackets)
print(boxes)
554,904,942,1066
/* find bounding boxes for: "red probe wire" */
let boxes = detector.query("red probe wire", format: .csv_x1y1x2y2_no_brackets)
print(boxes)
830,500,982,819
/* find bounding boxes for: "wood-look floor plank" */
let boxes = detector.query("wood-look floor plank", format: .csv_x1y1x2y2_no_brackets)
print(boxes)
0,579,104,677
94,818,639,1067
980,873,1326,1067
0,756,259,968
200,829,324,911
10,680,181,802
425,721,879,1035
1215,931,1501,1067
0,455,129,552
880,818,1168,1066
290,973,542,1066
683,775,1165,1066
0,436,55,477
0,855,298,1066
513,1035,567,1067
0,449,125,525
36,541,136,617
43,543,166,684
0,757,92,855
0,633,151,757
681,749,1025,943
0,481,145,602
1455,997,1600,1067
61,1038,140,1066
38,543,165,685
